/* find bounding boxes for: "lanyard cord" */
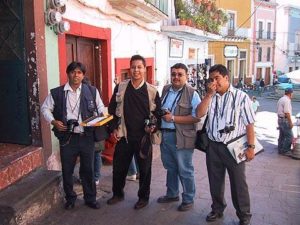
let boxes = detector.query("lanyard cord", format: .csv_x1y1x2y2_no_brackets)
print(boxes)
162,89,183,113
67,90,81,121
215,90,237,126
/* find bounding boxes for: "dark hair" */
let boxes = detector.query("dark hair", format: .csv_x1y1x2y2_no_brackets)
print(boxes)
66,61,86,74
171,63,188,73
209,64,229,77
130,55,146,67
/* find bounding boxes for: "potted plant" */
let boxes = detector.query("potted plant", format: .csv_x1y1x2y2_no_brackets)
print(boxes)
178,9,189,25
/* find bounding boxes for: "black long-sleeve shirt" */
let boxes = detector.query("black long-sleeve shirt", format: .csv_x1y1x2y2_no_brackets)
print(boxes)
108,81,161,141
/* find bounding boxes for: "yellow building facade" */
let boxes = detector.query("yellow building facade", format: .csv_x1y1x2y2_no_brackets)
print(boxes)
208,0,252,85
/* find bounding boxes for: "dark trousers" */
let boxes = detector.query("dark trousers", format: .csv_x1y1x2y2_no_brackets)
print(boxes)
112,137,152,200
206,140,252,221
59,134,96,203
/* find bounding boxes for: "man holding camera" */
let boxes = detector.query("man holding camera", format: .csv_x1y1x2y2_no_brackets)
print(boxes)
106,55,161,209
41,62,104,210
157,63,200,211
196,64,255,225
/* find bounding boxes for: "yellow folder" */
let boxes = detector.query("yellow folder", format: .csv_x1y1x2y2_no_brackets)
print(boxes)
80,114,113,127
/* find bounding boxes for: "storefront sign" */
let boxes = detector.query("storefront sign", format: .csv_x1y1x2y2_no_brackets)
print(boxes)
188,48,196,59
224,45,238,58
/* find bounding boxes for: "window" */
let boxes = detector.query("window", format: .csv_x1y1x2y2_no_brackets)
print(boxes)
240,51,246,59
289,67,293,72
147,0,168,14
258,21,263,39
267,22,271,39
228,13,235,36
267,47,271,61
258,47,262,62
296,32,300,50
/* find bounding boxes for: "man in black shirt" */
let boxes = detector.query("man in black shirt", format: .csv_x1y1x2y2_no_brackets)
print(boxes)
107,55,161,209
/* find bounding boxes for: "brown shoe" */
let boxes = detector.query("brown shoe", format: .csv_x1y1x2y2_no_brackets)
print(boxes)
157,195,179,203
107,196,124,205
177,202,194,211
134,199,149,210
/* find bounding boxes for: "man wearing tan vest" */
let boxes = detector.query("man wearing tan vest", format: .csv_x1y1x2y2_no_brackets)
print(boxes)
106,55,161,209
157,63,201,211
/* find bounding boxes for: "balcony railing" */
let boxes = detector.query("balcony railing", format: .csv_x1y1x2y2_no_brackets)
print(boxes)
107,0,167,23
256,31,276,40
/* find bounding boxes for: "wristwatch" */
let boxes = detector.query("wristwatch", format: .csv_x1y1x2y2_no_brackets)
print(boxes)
247,144,255,149
171,115,175,123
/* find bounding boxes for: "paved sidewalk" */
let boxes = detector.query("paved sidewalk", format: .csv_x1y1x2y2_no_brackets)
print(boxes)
34,98,300,225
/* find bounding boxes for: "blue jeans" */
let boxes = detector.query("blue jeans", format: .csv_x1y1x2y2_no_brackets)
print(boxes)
128,156,138,176
94,151,102,181
160,131,195,204
278,118,294,153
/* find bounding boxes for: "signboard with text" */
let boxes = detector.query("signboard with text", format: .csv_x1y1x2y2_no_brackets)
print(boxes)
224,45,238,58
169,38,184,58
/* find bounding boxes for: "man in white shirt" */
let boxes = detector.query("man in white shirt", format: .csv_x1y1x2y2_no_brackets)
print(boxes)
41,62,104,210
277,88,294,156
197,64,255,225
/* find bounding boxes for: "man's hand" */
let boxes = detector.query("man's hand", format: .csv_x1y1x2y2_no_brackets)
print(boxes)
112,129,120,141
51,120,67,132
162,112,172,122
245,148,255,162
145,125,156,133
206,80,216,96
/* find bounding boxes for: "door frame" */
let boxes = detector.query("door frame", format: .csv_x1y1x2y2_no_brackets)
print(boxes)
58,20,112,105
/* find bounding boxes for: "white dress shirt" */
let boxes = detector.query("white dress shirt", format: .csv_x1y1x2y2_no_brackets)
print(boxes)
41,82,104,133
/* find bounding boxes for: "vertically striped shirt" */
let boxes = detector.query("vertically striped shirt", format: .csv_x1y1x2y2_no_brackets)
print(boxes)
206,85,255,144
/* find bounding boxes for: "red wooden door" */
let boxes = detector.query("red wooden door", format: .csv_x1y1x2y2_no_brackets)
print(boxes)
66,36,102,92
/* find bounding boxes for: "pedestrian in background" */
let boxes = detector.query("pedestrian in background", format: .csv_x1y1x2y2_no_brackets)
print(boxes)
157,63,200,212
197,64,255,225
41,61,103,210
251,96,260,114
277,88,294,156
106,55,161,209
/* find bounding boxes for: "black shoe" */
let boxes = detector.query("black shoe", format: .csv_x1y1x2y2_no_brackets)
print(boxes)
64,201,75,210
85,201,101,209
206,211,223,222
157,195,179,203
239,220,251,225
107,196,124,205
134,199,149,210
177,202,194,211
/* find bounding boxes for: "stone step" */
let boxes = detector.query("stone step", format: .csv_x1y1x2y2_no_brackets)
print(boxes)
0,169,61,225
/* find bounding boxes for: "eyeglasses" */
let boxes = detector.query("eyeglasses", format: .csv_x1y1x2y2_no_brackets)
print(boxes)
171,72,185,77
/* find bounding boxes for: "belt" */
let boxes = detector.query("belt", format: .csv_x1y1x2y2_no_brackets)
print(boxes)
161,128,176,132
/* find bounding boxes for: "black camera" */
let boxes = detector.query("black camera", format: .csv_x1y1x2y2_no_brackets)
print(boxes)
66,119,79,133
157,108,169,117
219,125,235,134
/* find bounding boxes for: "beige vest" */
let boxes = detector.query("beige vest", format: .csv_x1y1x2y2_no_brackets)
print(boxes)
161,84,197,149
115,79,158,139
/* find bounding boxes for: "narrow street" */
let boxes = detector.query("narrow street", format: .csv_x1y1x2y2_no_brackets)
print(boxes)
33,97,300,225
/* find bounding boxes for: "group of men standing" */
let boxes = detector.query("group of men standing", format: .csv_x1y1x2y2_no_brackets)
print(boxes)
42,55,257,225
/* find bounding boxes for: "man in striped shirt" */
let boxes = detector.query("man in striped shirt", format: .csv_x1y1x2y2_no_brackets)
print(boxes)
197,64,255,225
